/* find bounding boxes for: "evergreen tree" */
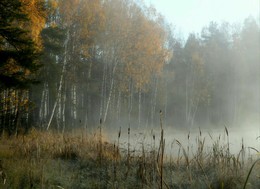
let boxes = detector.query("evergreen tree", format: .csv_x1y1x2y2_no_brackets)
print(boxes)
0,0,40,90
0,0,46,134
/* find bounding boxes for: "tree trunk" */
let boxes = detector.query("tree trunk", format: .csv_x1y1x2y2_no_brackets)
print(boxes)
116,91,121,121
99,63,107,120
47,30,70,130
103,61,118,123
151,76,158,128
138,89,142,127
128,80,133,125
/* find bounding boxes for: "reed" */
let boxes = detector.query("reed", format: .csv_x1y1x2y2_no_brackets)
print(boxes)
0,123,259,188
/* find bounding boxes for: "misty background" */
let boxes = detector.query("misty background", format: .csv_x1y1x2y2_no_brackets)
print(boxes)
0,0,259,136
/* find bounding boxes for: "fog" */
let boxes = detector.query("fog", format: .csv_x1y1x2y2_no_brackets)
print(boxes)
106,125,260,159
1,1,260,188
1,0,259,153
100,16,260,155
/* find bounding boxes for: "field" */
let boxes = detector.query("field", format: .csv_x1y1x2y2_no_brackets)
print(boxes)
0,126,259,189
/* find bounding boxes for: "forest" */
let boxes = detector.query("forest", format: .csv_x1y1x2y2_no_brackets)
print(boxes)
0,0,259,135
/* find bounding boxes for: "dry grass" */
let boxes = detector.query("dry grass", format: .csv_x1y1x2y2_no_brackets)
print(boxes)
0,127,259,188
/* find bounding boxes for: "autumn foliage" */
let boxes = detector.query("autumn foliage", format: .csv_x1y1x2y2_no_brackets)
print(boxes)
0,0,259,133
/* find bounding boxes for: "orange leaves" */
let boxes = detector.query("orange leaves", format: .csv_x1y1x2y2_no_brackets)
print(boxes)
0,58,31,84
51,0,169,93
20,0,46,50
2,59,21,74
123,11,168,91
98,0,169,92
58,0,105,58
58,0,105,32
58,0,80,26
49,0,58,10
78,0,105,41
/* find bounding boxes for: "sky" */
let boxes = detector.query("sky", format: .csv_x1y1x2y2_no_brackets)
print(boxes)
144,0,260,38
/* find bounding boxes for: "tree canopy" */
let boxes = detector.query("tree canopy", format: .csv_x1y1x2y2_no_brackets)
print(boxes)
0,0,259,134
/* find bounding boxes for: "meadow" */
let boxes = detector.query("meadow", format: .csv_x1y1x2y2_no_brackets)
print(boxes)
0,124,259,189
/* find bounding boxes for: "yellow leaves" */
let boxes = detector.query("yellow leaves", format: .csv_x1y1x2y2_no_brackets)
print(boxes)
99,0,169,92
59,0,80,26
0,58,31,83
58,0,105,58
20,0,46,50
1,59,21,75
79,1,105,37
59,0,104,29
49,0,58,10
123,15,167,91
45,0,58,17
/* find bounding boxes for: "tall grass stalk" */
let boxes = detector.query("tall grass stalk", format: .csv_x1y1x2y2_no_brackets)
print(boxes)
0,124,259,188
157,110,170,189
152,131,156,189
113,126,121,185
225,126,230,166
242,158,260,189
126,126,130,177
157,110,164,189
99,118,103,165
99,118,103,189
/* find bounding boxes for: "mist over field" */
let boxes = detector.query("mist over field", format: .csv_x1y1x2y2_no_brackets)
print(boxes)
107,125,260,158
0,0,259,188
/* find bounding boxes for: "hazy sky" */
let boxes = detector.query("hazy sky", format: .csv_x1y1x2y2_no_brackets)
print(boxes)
144,0,260,38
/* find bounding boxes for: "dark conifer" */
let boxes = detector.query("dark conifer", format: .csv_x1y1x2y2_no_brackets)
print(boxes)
0,0,40,89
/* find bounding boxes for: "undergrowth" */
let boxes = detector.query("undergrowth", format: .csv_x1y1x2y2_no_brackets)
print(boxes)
0,127,259,189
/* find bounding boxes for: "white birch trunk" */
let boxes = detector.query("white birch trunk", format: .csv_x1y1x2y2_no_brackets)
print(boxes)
128,80,133,124
138,89,142,127
62,83,66,133
151,76,158,128
99,63,107,119
103,75,114,123
103,61,118,123
47,30,70,130
116,91,121,121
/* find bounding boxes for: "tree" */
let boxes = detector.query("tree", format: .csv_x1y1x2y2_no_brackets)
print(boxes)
0,0,46,134
201,22,232,126
96,0,169,127
0,0,41,89
230,17,260,125
45,0,105,130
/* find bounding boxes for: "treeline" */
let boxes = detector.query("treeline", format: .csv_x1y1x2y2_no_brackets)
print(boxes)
167,19,260,128
0,0,259,134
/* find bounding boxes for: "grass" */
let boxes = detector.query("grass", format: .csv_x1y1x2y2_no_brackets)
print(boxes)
0,126,259,189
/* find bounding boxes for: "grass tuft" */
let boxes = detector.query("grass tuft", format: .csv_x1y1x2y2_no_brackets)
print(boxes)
0,126,259,188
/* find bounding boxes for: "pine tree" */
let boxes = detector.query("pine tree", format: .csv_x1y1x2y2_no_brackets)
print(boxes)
0,0,46,134
0,0,40,90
